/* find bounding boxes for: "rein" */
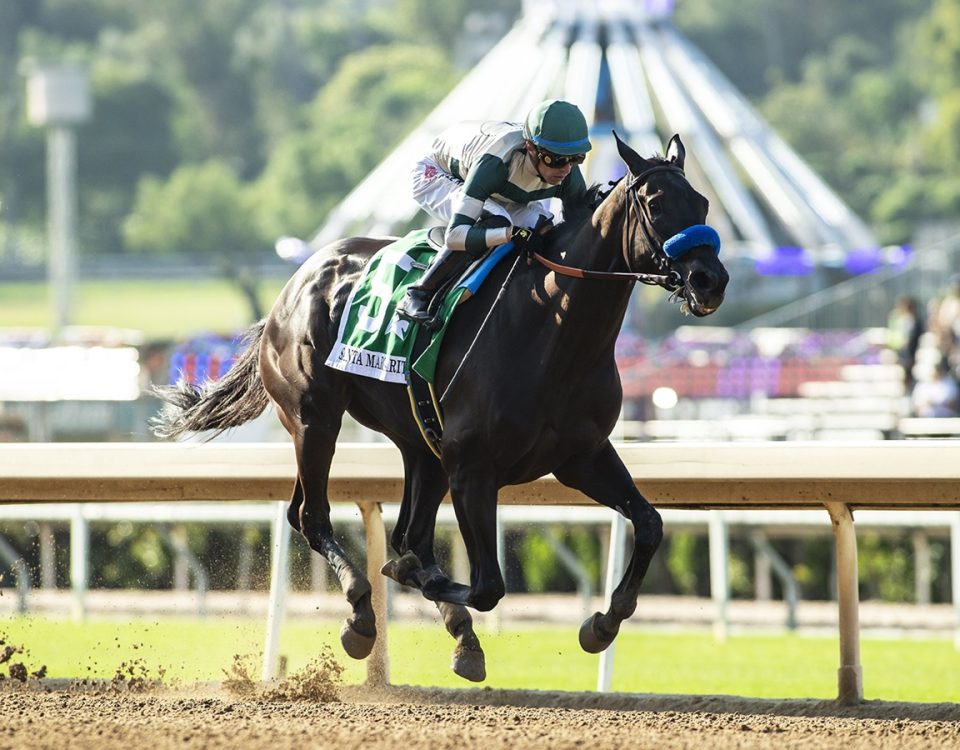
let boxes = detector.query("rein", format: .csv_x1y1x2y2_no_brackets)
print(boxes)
530,249,680,288
531,164,687,290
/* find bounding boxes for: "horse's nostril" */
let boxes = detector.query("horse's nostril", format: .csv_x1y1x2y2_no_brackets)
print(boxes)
690,270,715,290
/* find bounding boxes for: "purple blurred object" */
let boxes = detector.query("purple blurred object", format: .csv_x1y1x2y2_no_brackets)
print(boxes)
754,246,814,276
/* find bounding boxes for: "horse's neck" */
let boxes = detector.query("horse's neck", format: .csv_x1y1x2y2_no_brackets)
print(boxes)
527,193,635,358
565,186,629,274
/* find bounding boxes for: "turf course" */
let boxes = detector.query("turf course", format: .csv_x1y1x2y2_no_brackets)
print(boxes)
0,279,287,339
3,615,958,702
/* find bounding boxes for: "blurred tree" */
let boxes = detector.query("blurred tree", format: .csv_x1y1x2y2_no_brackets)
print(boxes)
369,0,474,45
22,0,136,43
252,43,457,241
232,1,392,153
913,0,960,166
677,0,926,96
759,33,923,244
123,159,264,257
78,63,178,255
859,534,914,602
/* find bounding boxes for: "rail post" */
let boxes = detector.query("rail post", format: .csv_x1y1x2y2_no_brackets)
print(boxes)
69,505,88,621
709,511,729,641
262,501,291,681
826,502,863,705
597,513,627,692
360,501,389,686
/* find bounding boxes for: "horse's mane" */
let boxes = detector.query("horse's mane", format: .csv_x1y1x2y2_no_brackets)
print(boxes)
545,183,609,248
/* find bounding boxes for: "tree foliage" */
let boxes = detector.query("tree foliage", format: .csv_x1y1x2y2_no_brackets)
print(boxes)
677,0,956,245
123,160,261,257
1,0,500,260
251,44,457,241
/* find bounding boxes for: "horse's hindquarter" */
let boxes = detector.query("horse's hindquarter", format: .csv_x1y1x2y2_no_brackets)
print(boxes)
260,238,392,409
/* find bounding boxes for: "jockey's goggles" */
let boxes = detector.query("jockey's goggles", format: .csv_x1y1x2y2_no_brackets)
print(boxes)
536,148,586,167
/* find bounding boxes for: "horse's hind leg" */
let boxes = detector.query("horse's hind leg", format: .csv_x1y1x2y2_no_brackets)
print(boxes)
296,419,376,660
437,600,485,682
390,467,504,613
287,479,303,532
553,440,663,654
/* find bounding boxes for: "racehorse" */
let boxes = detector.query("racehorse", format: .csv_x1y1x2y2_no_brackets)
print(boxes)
153,133,729,682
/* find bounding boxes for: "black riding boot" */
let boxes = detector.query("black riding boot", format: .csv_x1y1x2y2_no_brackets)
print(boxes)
397,248,471,327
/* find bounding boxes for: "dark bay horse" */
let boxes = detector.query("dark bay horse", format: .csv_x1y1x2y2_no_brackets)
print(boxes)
153,133,729,681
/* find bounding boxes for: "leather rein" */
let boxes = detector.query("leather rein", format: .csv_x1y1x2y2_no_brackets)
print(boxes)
530,164,685,291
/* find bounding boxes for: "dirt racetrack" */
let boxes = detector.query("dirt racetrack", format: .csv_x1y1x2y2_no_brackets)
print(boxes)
2,682,958,750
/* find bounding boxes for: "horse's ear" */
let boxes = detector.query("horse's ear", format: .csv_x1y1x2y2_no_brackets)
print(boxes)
613,130,655,175
666,134,686,170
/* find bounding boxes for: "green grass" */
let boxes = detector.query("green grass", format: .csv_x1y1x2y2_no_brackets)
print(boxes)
3,615,958,702
0,279,287,339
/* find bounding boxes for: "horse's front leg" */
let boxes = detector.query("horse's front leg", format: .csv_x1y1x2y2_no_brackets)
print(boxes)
449,468,505,612
387,466,504,611
380,449,486,681
553,440,663,653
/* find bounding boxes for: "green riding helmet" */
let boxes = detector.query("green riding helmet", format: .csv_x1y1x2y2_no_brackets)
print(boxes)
522,100,593,156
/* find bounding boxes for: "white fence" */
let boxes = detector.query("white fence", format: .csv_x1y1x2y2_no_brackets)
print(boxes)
3,441,960,705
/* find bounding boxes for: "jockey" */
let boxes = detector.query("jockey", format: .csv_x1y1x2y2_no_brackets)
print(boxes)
397,99,592,325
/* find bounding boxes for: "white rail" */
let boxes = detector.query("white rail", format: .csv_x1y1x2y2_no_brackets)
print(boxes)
3,441,960,704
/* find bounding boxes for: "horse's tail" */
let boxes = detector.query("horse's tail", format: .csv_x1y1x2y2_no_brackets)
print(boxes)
151,320,270,440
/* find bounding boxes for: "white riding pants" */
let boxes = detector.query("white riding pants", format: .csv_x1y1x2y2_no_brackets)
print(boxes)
411,157,553,230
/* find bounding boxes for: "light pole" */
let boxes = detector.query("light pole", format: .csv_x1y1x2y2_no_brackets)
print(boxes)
25,63,91,337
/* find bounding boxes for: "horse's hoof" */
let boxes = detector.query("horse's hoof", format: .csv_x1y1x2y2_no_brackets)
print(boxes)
578,612,613,654
340,620,376,660
380,551,422,587
452,646,486,683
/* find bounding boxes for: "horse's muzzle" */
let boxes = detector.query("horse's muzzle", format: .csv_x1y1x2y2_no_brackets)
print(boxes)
683,265,728,317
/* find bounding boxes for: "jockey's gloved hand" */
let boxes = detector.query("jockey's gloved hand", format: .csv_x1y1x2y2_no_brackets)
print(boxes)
512,227,544,259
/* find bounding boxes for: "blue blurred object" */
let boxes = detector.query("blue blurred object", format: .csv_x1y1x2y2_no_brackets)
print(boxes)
843,246,883,275
887,244,913,269
167,332,244,385
754,246,814,276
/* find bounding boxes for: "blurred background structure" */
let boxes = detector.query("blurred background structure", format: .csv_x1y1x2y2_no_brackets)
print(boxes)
1,0,960,625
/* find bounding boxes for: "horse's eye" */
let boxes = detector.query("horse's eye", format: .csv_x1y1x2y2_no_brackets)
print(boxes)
648,198,663,220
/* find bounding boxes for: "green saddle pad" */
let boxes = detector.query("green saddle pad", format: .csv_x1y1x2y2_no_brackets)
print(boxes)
324,229,467,384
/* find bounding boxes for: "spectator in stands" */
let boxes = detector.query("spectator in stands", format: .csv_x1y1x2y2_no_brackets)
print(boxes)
930,275,960,365
887,296,924,389
910,357,960,418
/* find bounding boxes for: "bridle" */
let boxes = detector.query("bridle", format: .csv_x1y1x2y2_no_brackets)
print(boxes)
530,164,688,291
